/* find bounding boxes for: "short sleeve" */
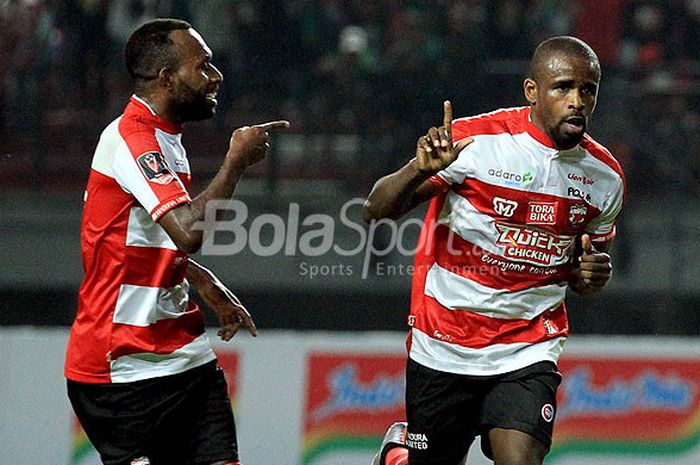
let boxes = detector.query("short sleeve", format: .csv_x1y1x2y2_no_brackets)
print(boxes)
586,176,624,245
113,145,191,221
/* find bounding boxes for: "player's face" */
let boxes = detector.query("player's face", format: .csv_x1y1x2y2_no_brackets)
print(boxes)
169,29,223,122
525,53,600,150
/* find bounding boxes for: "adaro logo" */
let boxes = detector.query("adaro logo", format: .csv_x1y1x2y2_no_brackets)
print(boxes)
493,197,518,218
137,151,175,185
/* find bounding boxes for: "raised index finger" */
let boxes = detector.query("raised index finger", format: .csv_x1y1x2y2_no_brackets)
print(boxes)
443,100,453,139
253,120,291,132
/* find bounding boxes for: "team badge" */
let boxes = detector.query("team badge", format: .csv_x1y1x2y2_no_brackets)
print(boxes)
137,151,175,185
568,203,588,227
541,403,555,422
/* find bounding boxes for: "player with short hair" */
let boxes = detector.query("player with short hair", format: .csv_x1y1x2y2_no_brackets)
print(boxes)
65,18,288,465
365,36,624,465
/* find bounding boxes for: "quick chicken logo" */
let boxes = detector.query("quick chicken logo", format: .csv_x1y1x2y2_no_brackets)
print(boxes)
494,223,574,266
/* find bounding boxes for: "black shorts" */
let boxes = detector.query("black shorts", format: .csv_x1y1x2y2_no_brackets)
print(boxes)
67,361,239,465
405,358,561,465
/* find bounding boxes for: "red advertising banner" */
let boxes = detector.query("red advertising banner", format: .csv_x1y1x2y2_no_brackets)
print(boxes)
552,356,700,459
302,353,406,464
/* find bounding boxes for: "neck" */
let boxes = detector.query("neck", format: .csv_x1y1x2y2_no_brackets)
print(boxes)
134,92,180,125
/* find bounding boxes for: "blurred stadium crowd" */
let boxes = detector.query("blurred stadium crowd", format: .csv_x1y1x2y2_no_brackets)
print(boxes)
2,0,700,197
2,0,700,333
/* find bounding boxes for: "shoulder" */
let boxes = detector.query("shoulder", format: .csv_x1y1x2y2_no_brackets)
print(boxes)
452,106,528,141
580,134,625,183
117,112,161,156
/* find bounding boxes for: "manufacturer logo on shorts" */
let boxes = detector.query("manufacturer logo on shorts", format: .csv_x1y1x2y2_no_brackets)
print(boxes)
131,457,150,465
137,151,175,185
406,431,429,450
493,197,518,218
541,403,555,423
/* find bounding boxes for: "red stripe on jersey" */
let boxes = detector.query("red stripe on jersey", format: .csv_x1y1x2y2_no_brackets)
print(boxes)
118,102,190,216
413,295,569,349
432,224,573,291
452,107,555,148
122,247,189,288
453,178,601,235
110,306,206,359
581,134,626,190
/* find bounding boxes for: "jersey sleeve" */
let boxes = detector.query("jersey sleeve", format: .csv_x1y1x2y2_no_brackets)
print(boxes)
113,142,191,222
585,176,624,245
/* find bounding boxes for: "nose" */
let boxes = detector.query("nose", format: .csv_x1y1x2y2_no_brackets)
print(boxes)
568,90,584,110
210,63,223,83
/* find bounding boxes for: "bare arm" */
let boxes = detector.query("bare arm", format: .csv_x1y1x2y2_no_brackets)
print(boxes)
160,121,289,253
186,259,257,341
363,101,473,221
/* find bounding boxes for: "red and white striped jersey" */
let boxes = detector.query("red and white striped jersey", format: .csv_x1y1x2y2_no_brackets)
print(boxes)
408,106,625,376
65,96,216,384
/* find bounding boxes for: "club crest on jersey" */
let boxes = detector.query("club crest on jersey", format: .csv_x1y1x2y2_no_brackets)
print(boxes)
527,201,557,225
494,223,574,266
493,197,518,218
569,203,588,227
137,151,175,185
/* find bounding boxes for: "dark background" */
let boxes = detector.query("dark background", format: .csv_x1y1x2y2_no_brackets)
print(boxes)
1,0,698,334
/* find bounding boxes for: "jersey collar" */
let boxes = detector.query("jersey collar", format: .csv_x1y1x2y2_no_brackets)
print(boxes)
127,95,182,134
523,107,557,149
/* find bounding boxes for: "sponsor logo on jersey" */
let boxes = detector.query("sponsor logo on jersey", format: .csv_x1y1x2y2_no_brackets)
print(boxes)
527,201,557,225
541,403,555,422
569,203,588,227
567,172,595,185
137,151,175,185
567,187,591,203
131,457,150,465
488,168,534,187
494,223,574,266
493,197,518,217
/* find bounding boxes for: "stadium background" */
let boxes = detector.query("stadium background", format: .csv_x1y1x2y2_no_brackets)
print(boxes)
1,1,699,464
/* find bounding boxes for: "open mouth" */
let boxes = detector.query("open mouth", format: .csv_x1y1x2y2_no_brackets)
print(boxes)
562,116,585,132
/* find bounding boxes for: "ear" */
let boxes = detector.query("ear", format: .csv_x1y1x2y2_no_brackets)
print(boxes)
523,77,538,105
157,67,174,90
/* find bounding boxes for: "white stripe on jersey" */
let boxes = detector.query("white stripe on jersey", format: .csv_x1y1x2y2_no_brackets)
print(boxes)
424,263,565,320
110,334,217,383
409,327,566,375
126,207,178,250
113,282,190,327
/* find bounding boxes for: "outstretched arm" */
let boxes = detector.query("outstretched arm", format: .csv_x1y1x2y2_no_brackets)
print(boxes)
363,101,472,221
569,234,614,296
186,259,257,341
160,120,290,253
